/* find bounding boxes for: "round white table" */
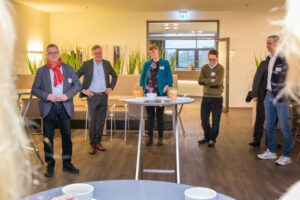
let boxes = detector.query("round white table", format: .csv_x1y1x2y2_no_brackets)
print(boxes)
25,180,235,200
121,97,194,184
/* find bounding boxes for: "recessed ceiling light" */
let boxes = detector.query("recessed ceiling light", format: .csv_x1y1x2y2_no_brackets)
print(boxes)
164,24,169,27
198,31,203,33
173,24,178,26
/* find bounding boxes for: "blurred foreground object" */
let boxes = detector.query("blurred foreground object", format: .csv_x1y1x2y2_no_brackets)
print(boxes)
277,0,300,102
0,0,32,199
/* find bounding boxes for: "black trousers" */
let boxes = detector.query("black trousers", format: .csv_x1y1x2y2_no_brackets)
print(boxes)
87,94,108,146
43,103,72,167
253,99,265,142
201,97,223,142
146,106,165,138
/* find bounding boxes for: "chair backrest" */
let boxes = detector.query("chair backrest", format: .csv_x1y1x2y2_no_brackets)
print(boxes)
15,74,35,89
172,74,178,89
127,103,147,119
110,75,141,96
21,97,41,118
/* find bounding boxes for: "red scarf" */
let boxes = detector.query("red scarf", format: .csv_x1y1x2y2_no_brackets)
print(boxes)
47,58,64,87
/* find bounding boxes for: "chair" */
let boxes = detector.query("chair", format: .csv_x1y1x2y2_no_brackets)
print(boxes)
291,103,300,148
164,95,187,137
20,95,44,165
124,103,147,139
72,94,89,140
21,96,43,133
103,104,117,141
289,103,300,161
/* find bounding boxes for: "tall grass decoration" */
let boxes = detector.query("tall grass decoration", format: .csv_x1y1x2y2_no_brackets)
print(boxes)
168,53,176,71
128,50,139,74
60,50,82,72
113,56,124,75
254,52,267,68
25,56,45,74
137,52,146,74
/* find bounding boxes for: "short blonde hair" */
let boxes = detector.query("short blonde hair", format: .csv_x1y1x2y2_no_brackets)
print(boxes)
148,44,159,51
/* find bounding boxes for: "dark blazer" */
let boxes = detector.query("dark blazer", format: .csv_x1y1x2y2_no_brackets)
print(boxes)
252,60,268,100
252,56,288,101
76,59,118,98
31,64,81,118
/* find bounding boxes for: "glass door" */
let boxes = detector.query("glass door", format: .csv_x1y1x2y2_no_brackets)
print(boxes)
215,38,230,112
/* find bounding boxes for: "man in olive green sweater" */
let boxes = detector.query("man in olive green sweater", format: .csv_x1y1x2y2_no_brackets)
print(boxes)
198,49,224,147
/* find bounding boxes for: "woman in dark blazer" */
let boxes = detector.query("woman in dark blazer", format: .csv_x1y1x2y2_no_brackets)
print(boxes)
140,44,173,146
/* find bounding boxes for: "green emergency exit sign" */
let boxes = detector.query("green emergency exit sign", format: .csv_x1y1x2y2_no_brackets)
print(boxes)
178,11,188,19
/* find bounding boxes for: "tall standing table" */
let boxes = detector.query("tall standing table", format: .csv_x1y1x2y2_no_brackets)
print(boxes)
121,97,194,184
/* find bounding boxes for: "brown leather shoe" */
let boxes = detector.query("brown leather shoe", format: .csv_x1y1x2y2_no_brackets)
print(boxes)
95,143,106,151
89,146,96,154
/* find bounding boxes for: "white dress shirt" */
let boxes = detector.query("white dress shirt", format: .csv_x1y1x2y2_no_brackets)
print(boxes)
266,53,278,91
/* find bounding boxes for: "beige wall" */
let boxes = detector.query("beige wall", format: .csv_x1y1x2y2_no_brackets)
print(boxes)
49,10,283,107
12,1,50,74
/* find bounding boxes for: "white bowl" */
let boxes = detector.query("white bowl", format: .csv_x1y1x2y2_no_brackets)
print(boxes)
62,183,94,200
184,187,217,200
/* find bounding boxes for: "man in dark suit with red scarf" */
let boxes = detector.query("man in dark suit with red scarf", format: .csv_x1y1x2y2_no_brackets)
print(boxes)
32,44,81,177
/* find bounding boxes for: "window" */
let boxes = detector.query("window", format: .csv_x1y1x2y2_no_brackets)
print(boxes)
148,21,219,70
198,50,210,67
178,50,195,68
163,39,215,68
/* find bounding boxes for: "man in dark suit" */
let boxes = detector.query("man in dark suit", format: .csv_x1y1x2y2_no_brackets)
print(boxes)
255,35,292,166
31,44,81,177
76,45,118,154
249,60,268,146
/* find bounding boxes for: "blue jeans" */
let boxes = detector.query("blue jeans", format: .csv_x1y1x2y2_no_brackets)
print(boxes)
264,92,292,157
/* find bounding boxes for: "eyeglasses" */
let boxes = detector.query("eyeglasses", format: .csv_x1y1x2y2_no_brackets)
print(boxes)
47,51,59,55
208,59,217,61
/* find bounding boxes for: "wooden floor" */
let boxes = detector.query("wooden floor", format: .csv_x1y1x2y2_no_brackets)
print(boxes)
28,98,300,200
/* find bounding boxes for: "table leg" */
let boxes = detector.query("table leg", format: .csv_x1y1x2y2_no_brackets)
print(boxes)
178,115,186,137
135,105,144,180
172,105,180,184
124,104,128,141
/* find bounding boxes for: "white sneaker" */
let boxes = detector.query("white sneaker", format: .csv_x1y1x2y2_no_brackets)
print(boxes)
257,149,277,160
275,156,292,166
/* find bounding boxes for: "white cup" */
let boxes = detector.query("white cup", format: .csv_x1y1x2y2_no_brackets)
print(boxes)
145,93,157,101
62,183,94,200
184,187,217,200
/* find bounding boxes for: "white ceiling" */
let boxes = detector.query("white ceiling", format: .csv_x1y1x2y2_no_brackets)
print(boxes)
14,0,286,13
